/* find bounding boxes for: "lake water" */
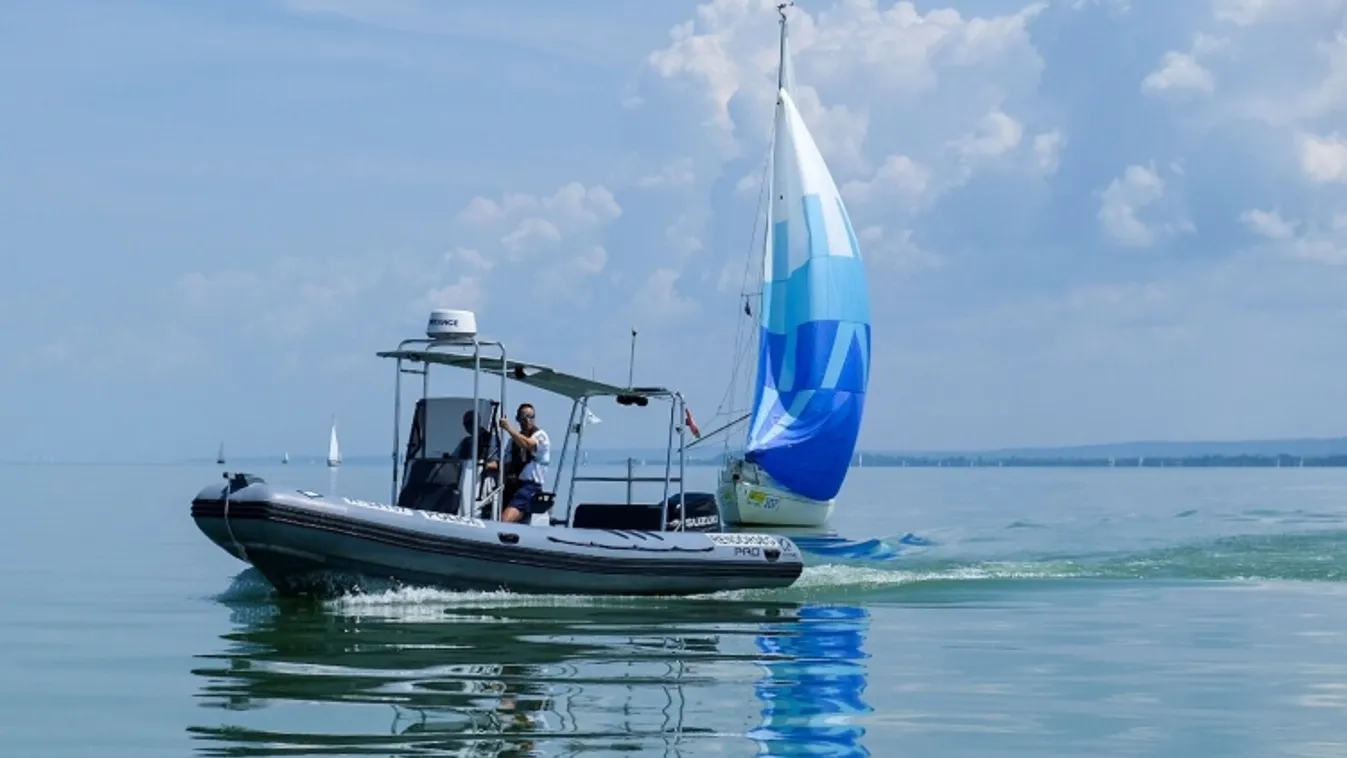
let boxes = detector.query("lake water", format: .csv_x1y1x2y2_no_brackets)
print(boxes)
4,462,1347,756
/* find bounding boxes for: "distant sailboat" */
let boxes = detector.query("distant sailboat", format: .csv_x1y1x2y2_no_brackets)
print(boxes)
327,417,342,468
282,451,289,464
217,442,226,465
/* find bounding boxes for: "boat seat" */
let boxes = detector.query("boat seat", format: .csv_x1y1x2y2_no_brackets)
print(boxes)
570,502,667,531
568,493,721,532
397,457,464,515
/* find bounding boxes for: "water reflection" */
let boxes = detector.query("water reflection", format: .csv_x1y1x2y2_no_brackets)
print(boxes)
188,573,874,756
751,605,873,756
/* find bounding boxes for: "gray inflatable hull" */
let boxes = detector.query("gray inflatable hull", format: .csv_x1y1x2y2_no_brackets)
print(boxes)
190,479,804,597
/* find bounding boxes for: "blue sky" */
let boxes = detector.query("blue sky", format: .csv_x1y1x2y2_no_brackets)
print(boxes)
3,0,1347,461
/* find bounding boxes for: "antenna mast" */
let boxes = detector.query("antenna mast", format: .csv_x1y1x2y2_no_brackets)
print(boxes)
628,327,638,388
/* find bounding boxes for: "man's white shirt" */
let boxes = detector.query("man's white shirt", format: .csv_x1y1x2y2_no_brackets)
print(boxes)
505,428,550,485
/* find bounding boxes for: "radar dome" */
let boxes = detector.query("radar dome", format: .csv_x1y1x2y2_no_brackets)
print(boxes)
426,309,477,342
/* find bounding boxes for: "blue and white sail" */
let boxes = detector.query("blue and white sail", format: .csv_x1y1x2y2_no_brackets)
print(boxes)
744,9,871,503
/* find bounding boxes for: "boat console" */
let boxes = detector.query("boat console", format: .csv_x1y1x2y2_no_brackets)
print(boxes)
395,396,500,516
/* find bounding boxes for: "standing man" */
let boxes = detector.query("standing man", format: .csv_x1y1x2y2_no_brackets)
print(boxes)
498,402,550,523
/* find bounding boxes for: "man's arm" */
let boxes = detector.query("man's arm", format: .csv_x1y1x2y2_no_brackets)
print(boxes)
500,420,538,451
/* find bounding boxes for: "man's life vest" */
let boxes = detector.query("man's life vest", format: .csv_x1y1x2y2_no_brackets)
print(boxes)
504,430,537,482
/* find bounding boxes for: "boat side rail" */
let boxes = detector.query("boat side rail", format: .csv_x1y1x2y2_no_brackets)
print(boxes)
557,389,692,532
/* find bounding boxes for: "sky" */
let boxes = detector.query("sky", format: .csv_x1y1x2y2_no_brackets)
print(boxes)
3,0,1347,462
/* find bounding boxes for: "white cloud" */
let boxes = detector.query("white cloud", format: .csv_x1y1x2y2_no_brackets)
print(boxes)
952,109,1024,158
632,268,698,324
1142,51,1214,94
645,0,1052,171
860,226,942,273
636,158,695,188
1142,34,1228,96
841,154,930,206
418,276,485,315
1240,207,1347,265
417,247,493,314
1240,208,1297,239
1032,130,1064,174
664,213,705,257
1069,0,1131,12
457,196,506,226
501,217,562,252
1213,0,1343,27
1214,0,1273,26
527,245,610,307
457,182,622,241
1177,5,1346,139
1098,164,1167,247
437,180,628,313
572,245,608,275
1299,133,1347,182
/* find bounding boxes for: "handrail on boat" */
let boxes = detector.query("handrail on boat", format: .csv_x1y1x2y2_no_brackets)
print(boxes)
376,323,690,532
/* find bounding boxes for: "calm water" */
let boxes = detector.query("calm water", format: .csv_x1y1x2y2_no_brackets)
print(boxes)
4,463,1347,756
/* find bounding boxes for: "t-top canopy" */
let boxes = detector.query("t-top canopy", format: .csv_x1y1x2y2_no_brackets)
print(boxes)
376,350,674,402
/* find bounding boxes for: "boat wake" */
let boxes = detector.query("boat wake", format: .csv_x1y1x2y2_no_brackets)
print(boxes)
211,525,1347,616
787,532,932,562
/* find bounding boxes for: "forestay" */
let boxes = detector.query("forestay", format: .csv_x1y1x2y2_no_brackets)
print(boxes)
744,8,872,502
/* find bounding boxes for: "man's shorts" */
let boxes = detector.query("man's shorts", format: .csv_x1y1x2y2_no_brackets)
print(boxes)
506,481,541,514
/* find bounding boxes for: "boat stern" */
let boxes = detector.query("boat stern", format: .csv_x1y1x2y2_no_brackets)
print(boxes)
717,460,834,528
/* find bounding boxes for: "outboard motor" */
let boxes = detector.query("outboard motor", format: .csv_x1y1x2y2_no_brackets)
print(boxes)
662,492,721,532
222,471,265,495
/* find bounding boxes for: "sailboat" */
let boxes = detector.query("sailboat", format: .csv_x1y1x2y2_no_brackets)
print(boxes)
716,4,872,528
327,417,342,468
216,442,226,465
282,451,289,465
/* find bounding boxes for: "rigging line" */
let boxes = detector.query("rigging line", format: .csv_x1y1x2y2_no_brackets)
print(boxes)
713,136,774,429
683,411,752,451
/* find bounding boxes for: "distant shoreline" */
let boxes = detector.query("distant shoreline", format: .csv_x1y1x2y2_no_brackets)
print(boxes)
7,454,1347,468
12,435,1347,468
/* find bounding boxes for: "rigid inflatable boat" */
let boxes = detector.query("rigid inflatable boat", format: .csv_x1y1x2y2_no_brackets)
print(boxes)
190,309,804,597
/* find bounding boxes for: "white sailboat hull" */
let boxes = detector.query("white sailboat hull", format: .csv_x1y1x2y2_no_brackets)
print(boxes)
717,457,834,528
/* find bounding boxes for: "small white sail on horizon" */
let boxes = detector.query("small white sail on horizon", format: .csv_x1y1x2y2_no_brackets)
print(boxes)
327,417,342,468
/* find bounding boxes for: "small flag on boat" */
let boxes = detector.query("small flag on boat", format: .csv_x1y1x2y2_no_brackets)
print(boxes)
684,407,701,438
584,408,602,425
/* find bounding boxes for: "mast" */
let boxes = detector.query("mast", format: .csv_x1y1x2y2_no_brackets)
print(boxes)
744,4,793,447
776,3,795,94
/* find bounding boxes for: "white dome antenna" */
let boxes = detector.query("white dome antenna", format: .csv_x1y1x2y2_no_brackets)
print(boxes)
426,309,477,342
